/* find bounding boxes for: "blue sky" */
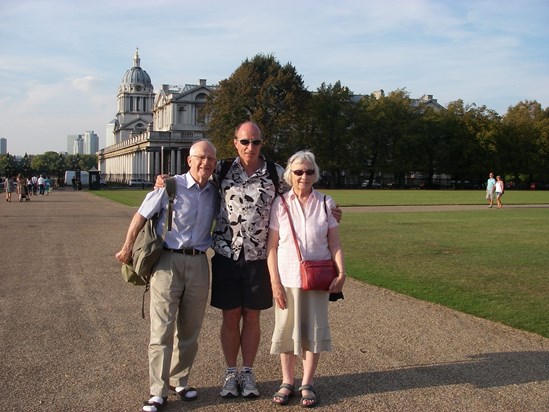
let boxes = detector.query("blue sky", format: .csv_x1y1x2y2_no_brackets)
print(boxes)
1,0,548,156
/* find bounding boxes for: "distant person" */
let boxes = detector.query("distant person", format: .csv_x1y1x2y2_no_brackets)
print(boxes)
16,174,27,202
37,175,45,195
45,176,52,195
26,177,33,197
495,175,504,208
5,176,13,202
486,172,496,208
266,150,346,408
31,175,38,195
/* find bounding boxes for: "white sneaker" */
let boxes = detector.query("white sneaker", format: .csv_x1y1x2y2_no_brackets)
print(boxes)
239,370,260,397
220,371,239,398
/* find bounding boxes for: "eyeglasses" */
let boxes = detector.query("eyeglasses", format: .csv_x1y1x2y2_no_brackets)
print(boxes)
239,139,263,146
292,169,315,176
190,155,216,162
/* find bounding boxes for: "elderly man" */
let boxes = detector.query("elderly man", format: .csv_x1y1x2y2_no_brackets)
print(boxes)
116,140,218,412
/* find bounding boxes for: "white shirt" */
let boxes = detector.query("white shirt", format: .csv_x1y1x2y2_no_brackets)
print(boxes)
269,189,338,288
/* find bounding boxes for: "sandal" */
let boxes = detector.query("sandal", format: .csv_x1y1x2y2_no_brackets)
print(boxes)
299,385,318,408
169,385,198,401
272,383,295,406
142,396,167,412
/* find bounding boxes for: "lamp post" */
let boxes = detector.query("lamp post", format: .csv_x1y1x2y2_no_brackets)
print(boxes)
57,153,65,188
23,153,30,178
72,154,81,191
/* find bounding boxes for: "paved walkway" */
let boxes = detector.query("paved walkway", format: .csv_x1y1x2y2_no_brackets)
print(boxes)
1,191,548,411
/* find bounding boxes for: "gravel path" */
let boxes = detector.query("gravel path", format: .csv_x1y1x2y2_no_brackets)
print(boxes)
1,191,547,411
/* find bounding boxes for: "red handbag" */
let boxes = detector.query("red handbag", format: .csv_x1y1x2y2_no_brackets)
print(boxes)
280,196,338,291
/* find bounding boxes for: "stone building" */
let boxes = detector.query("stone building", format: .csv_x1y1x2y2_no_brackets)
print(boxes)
98,50,214,183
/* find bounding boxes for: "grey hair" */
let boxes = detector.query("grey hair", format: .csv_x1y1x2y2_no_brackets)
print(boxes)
189,139,217,156
283,150,320,185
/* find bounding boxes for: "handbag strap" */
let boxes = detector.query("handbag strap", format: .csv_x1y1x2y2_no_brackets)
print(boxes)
280,195,304,262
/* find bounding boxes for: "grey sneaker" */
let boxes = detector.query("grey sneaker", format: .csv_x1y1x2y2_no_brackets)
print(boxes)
239,370,260,397
220,371,239,398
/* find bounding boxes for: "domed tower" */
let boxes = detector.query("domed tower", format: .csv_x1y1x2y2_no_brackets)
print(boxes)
113,49,155,143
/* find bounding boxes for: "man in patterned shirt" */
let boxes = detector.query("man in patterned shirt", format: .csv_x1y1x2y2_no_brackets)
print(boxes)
211,121,286,398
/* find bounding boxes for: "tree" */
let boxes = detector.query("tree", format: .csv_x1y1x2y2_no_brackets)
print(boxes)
498,100,547,185
204,53,310,162
302,81,357,187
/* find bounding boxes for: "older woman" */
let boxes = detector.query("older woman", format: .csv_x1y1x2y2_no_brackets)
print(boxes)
266,150,346,408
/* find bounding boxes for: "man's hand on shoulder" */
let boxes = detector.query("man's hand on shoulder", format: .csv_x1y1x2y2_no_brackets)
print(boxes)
154,174,169,189
332,205,343,223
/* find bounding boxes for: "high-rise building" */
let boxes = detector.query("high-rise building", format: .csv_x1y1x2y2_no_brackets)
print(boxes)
0,138,6,155
67,135,80,154
83,131,99,154
67,131,99,155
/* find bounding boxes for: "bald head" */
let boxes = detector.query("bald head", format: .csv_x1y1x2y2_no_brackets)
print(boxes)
235,121,262,139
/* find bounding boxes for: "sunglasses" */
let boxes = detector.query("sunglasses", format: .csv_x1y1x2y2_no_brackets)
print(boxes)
292,169,315,176
239,139,263,146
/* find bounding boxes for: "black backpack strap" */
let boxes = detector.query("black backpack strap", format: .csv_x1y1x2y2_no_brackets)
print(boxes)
266,160,280,194
164,177,176,231
218,158,235,186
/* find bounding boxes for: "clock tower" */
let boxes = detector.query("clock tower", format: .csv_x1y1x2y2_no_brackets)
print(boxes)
112,49,155,144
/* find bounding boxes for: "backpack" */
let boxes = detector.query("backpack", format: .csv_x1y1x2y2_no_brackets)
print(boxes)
218,157,280,193
121,177,176,318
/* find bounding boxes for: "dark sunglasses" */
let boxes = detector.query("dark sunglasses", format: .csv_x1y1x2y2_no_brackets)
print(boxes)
292,169,315,176
239,139,263,146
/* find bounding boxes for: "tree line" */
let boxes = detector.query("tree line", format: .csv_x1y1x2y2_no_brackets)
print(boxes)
205,54,549,188
0,153,97,179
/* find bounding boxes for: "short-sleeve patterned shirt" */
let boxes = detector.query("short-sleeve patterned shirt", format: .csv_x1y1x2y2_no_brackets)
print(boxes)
212,155,286,261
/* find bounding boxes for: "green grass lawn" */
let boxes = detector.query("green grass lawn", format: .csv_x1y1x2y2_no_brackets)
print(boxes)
341,209,549,338
93,189,549,337
322,189,549,206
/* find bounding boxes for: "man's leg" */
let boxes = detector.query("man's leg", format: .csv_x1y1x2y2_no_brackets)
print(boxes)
239,308,261,397
241,308,261,367
148,253,179,398
219,307,242,397
221,307,243,367
169,254,209,392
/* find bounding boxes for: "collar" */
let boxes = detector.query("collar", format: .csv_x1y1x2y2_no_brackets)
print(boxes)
235,154,267,175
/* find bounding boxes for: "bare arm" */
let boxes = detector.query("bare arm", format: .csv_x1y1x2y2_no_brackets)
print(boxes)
115,212,147,264
267,228,287,310
327,226,346,293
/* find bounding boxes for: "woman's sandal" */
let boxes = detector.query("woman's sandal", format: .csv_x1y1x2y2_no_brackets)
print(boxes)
299,384,318,408
169,385,198,401
272,383,295,406
142,396,167,412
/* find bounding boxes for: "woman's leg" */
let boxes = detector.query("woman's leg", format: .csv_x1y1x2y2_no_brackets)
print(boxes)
300,349,321,406
280,352,296,386
272,352,297,404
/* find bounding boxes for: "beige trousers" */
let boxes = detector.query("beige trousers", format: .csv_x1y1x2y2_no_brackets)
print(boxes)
148,250,210,397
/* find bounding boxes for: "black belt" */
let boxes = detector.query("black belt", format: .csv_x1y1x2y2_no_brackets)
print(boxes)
164,247,205,256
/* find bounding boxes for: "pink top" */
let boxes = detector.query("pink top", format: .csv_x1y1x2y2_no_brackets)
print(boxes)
269,189,338,288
